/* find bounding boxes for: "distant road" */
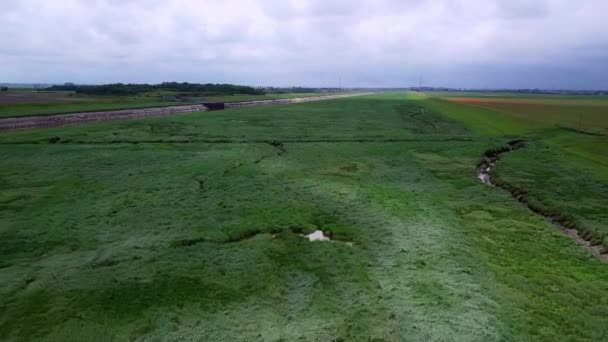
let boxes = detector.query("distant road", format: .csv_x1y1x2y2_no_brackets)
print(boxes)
0,93,371,131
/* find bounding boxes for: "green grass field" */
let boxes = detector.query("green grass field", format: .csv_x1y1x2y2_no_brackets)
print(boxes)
1,93,607,341
423,92,608,245
0,99,187,119
436,95,608,134
0,91,341,119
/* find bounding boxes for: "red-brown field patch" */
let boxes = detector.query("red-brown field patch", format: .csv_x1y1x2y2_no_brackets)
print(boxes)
446,97,608,107
447,97,530,104
444,97,608,133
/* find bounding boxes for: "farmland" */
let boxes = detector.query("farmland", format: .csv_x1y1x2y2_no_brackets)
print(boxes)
1,92,607,341
427,92,608,244
442,95,608,135
0,90,343,119
0,90,178,119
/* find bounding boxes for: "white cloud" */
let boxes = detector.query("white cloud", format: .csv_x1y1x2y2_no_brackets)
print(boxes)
1,0,607,88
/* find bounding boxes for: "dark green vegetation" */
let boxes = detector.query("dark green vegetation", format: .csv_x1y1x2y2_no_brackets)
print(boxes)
48,82,264,96
0,97,180,119
1,93,607,341
178,92,344,104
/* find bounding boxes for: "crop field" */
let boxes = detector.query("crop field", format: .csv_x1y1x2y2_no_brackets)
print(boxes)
1,93,607,341
426,91,608,237
441,95,608,135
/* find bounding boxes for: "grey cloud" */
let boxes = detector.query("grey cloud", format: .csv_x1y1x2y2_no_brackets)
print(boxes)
496,0,549,20
0,0,607,89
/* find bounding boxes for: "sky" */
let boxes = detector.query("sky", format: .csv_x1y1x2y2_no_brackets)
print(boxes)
1,0,607,89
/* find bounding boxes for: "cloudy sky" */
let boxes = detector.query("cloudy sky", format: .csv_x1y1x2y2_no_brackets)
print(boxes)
1,0,607,89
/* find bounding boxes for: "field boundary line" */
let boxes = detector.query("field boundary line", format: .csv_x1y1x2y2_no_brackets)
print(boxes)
0,137,475,145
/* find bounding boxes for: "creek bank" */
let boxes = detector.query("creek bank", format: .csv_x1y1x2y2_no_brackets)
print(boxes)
477,140,607,262
476,140,525,186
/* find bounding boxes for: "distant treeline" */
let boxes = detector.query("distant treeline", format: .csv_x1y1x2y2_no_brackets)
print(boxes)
47,82,265,96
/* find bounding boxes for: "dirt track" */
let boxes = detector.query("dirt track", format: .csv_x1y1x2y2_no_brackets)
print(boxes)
0,93,370,131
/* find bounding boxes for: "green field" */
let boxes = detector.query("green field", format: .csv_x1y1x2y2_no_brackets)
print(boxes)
0,91,343,119
424,92,608,242
432,94,608,135
0,99,185,119
1,93,607,341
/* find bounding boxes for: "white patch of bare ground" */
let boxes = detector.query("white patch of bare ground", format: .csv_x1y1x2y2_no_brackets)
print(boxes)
306,230,331,242
303,230,353,247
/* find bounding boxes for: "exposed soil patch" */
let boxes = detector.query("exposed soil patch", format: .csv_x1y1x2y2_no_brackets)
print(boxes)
223,162,243,176
90,259,120,268
340,163,359,173
170,226,353,247
170,237,211,247
266,140,286,156
196,179,206,191
48,136,61,144
558,125,607,137
477,140,608,261
396,105,436,130
253,141,286,164
170,227,285,247
89,255,141,269
476,139,525,185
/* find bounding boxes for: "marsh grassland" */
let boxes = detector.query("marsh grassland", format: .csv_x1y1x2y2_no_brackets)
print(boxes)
1,93,607,341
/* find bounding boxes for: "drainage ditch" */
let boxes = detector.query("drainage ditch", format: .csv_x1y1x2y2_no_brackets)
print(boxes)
477,140,607,262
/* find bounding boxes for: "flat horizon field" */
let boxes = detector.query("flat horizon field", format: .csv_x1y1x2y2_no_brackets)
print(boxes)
1,93,607,341
0,90,342,119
